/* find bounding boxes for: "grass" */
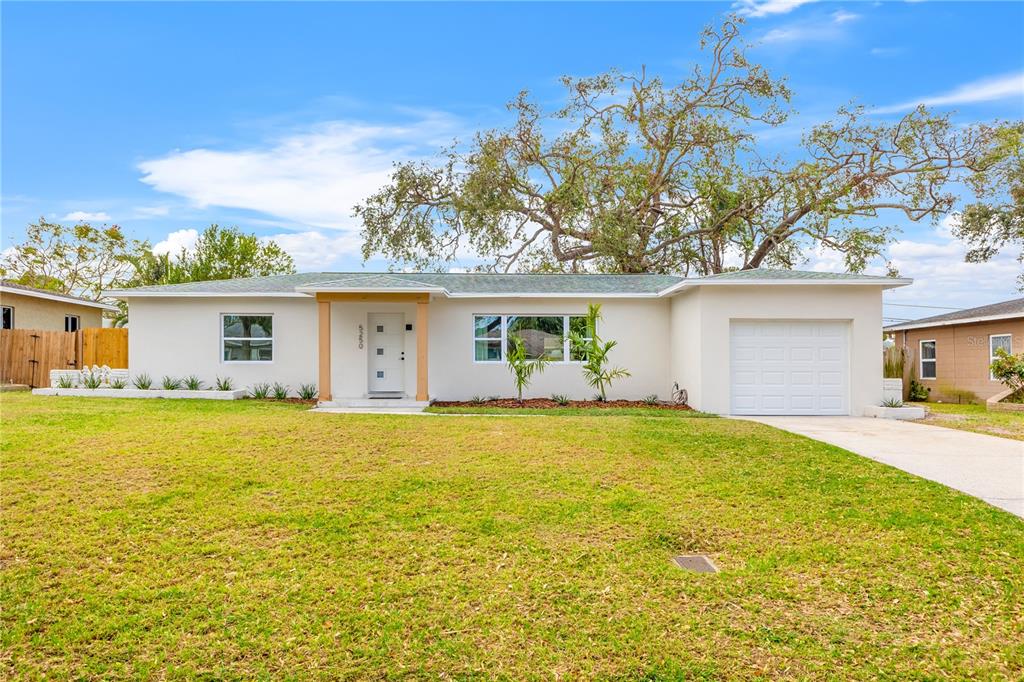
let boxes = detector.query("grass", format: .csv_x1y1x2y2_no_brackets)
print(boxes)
912,401,1024,441
2,393,1022,679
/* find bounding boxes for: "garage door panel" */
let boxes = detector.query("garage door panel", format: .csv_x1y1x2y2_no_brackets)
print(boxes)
730,320,849,416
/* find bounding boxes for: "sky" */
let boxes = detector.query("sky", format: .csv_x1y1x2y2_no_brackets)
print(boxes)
2,1,1023,322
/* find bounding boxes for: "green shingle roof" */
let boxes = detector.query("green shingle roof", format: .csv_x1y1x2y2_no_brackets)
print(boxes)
106,269,905,297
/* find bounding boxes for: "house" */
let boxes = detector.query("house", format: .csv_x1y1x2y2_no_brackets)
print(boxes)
106,269,910,415
0,280,118,332
885,297,1024,402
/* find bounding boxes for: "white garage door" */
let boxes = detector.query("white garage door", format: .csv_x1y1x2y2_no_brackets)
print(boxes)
730,320,849,415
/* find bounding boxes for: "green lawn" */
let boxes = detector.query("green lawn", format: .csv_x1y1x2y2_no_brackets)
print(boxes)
912,401,1024,441
2,394,1022,679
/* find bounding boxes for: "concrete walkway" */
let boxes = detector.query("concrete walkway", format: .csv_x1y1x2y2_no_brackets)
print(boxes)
741,416,1024,519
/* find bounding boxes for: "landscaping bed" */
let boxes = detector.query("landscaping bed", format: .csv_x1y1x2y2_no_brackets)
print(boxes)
431,397,694,410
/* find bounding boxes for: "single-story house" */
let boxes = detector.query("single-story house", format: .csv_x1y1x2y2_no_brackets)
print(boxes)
106,269,910,415
885,296,1024,402
0,280,117,332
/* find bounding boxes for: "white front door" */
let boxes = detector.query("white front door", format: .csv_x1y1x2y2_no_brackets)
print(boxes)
730,320,850,415
368,313,405,393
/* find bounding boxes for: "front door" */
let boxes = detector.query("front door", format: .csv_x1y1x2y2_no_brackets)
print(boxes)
368,313,405,393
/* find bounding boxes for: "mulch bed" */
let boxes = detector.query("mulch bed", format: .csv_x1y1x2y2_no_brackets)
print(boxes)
430,398,693,410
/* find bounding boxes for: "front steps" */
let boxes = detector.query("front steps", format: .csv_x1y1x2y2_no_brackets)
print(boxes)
313,397,430,413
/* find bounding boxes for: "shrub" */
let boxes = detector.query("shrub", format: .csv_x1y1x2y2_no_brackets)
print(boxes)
56,374,75,389
568,303,630,401
132,373,153,390
297,383,318,400
272,383,290,400
82,372,103,389
990,347,1024,399
183,375,204,391
643,394,660,405
470,395,486,405
248,382,271,399
110,377,127,389
551,393,570,406
214,376,234,391
908,380,929,402
161,376,182,391
881,397,904,408
506,334,551,402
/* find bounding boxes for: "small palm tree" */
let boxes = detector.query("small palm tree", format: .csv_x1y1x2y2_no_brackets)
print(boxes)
506,334,551,402
568,303,630,401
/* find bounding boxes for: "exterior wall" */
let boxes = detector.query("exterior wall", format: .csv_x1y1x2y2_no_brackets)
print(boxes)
426,297,672,401
328,301,419,398
127,297,317,391
669,290,702,408
681,285,885,416
0,291,104,331
899,318,1024,401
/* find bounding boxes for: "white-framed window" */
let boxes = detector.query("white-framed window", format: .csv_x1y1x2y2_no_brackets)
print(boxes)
473,314,592,363
919,339,936,380
1,305,12,330
64,315,80,333
990,334,1012,380
222,314,273,363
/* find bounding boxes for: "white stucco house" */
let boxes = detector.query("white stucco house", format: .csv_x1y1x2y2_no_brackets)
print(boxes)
106,269,910,415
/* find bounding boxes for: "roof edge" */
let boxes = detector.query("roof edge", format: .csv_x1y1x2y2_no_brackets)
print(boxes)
1,284,119,311
885,311,1023,332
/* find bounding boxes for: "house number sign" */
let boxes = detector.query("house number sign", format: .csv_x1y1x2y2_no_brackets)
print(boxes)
358,324,364,349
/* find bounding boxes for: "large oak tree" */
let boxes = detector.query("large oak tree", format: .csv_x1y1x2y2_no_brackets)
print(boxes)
357,19,1012,275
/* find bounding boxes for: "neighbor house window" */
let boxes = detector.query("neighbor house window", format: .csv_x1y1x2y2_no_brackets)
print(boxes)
473,314,590,363
222,314,273,362
990,334,1012,380
919,340,936,380
1,305,12,330
64,315,80,332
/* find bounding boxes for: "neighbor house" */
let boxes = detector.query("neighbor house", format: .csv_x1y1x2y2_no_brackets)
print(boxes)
885,296,1024,402
106,269,910,415
0,280,117,332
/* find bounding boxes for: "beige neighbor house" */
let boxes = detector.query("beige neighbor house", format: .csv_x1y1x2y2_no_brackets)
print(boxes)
885,297,1024,402
0,280,117,332
107,269,911,415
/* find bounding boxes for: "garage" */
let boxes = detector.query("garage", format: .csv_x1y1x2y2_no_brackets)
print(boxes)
730,320,850,415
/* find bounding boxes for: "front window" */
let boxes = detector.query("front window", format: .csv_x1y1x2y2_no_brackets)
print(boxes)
64,315,80,332
990,334,1012,380
222,314,273,362
473,314,590,362
920,340,936,380
1,305,12,330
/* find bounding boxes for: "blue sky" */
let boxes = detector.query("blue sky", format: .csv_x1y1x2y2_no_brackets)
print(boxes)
2,1,1023,319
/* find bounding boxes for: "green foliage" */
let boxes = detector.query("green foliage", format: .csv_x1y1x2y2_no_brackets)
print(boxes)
109,377,127,389
469,395,486,405
568,304,631,401
272,383,290,400
81,372,103,389
248,382,271,399
908,380,929,402
132,373,153,390
183,375,204,391
214,376,235,391
881,398,904,408
297,383,318,400
161,376,182,391
643,394,660,405
357,19,1004,276
551,393,570,406
989,347,1024,396
56,375,75,389
506,334,551,402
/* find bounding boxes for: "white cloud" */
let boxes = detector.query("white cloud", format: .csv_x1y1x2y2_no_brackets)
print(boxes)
137,112,462,235
735,0,818,18
134,205,171,218
830,9,859,23
152,228,199,256
759,9,860,45
262,230,363,270
61,211,111,222
874,71,1024,114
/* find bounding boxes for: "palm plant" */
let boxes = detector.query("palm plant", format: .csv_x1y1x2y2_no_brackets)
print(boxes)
568,303,630,401
506,334,551,402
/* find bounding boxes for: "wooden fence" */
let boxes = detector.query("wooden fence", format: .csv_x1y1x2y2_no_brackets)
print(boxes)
0,327,128,387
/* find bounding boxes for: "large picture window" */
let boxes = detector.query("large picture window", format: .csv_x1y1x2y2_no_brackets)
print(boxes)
990,334,1012,380
919,340,936,380
473,314,591,363
222,314,273,362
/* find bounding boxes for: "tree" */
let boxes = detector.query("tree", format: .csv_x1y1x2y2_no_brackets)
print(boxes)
568,304,630,401
506,334,551,402
128,224,296,287
357,18,1008,275
990,347,1024,399
0,218,143,299
952,124,1024,290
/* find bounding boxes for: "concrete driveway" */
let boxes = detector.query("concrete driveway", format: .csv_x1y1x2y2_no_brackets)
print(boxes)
741,416,1024,519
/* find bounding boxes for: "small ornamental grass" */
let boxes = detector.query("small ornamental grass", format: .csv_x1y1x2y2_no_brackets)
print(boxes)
297,383,318,400
214,376,235,391
881,397,904,408
643,394,660,405
56,375,75,389
551,393,570,406
109,377,127,389
183,375,204,391
272,383,290,400
161,376,183,391
81,372,103,389
132,373,153,390
248,382,271,399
